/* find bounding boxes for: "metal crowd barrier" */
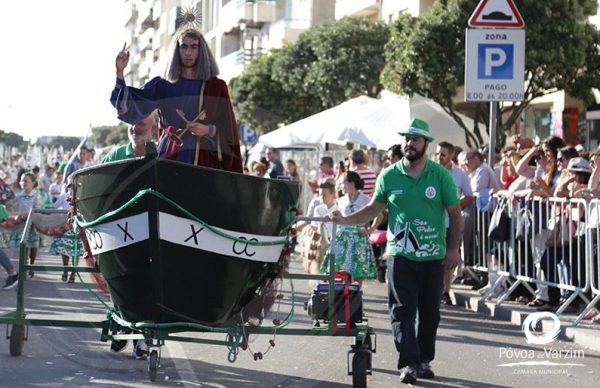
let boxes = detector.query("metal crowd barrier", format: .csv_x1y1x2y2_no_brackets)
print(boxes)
576,199,600,325
468,195,518,302
466,194,598,326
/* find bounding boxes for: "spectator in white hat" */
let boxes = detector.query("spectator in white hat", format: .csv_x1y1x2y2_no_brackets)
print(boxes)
564,157,591,198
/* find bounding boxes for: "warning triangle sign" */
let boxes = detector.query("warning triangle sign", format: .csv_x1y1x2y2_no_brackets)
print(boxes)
468,0,525,28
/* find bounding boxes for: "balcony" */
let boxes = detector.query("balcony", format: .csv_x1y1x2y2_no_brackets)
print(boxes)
138,48,158,80
219,0,253,34
137,2,154,33
122,1,138,26
219,49,245,83
264,18,307,49
152,30,163,51
124,34,138,51
335,0,380,19
139,28,155,51
153,1,162,22
253,0,276,23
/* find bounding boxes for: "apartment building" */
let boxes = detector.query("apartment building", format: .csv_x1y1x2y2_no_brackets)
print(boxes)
334,0,435,21
121,0,432,85
121,0,597,147
122,0,335,85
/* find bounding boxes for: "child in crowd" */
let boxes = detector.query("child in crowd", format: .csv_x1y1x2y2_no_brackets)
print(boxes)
48,178,83,283
49,171,63,203
6,172,41,278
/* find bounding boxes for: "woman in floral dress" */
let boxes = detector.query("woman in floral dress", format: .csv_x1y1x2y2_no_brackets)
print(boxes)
321,171,375,285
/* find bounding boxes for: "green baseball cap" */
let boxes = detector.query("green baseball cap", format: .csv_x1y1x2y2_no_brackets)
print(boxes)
398,118,434,142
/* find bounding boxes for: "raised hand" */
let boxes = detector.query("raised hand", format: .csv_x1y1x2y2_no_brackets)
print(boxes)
116,42,130,78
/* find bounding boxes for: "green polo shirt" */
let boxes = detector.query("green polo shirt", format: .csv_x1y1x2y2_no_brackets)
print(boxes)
102,143,136,163
374,159,459,261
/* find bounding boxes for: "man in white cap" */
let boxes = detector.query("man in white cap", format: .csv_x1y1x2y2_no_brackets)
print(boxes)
329,118,463,384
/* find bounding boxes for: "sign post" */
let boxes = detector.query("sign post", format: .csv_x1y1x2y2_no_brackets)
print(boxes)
465,0,525,165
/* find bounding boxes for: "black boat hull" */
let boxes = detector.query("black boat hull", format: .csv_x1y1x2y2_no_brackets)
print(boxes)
72,157,299,326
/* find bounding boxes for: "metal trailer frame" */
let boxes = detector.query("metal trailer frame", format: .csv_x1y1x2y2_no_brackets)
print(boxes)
1,210,376,388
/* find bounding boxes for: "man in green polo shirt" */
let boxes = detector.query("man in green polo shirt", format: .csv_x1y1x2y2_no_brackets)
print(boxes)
104,113,156,358
329,118,462,384
102,114,155,163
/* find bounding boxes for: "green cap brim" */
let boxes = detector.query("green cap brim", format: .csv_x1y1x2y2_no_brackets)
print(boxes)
398,130,433,142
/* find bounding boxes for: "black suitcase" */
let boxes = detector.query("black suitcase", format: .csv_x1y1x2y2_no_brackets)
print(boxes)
306,279,363,325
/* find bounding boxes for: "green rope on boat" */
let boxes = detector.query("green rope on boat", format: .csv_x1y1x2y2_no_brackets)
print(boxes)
73,188,287,246
68,232,115,313
69,187,296,335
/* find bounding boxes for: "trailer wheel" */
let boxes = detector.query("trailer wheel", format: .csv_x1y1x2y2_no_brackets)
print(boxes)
363,336,373,370
148,350,158,382
352,350,368,388
9,325,25,356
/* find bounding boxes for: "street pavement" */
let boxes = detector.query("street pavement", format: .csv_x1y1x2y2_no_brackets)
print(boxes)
1,248,600,387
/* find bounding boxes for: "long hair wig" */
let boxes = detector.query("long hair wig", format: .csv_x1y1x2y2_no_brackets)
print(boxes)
164,29,219,82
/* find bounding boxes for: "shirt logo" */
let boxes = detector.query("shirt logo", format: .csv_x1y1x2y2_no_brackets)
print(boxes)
425,186,436,199
391,189,403,195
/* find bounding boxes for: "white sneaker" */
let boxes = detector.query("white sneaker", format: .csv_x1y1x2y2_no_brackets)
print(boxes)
132,340,148,360
2,274,18,290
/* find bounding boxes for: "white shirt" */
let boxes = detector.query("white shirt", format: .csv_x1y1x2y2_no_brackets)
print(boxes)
470,163,502,193
313,203,337,240
336,193,371,216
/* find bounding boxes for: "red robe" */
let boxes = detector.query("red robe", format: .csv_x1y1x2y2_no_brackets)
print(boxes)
112,76,243,173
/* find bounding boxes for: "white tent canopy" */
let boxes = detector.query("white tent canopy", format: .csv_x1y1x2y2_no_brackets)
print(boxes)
258,92,483,151
258,95,380,149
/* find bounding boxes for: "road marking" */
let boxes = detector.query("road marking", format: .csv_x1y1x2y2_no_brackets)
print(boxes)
166,340,200,387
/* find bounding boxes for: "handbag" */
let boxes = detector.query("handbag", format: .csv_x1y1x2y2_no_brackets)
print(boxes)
515,207,532,241
488,197,511,242
545,209,576,247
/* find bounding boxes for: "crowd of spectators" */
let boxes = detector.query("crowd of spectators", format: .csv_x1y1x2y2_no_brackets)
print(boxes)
0,144,96,290
251,134,600,323
453,135,600,322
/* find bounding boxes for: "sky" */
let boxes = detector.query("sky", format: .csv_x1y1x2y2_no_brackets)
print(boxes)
0,1,127,141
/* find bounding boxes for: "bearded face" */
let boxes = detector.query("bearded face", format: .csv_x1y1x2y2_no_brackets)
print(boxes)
402,136,428,162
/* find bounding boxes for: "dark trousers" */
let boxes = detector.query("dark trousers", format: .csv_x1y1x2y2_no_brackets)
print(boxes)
541,239,587,307
387,255,444,369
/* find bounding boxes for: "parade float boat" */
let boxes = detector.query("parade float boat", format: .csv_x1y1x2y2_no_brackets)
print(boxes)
71,152,299,326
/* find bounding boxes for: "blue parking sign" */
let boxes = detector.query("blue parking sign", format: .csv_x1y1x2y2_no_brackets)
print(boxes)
240,123,257,144
478,44,513,79
465,29,525,102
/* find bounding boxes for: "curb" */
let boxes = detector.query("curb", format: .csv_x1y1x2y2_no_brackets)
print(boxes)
451,285,600,353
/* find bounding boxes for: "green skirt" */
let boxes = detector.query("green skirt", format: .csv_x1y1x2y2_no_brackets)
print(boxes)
0,228,41,249
321,226,376,279
49,229,84,257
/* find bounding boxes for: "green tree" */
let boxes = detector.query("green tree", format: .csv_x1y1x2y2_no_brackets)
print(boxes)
0,130,25,148
381,0,600,148
231,17,389,134
88,123,129,148
44,136,84,150
230,50,304,134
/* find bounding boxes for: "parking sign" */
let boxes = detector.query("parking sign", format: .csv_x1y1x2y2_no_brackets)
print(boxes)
465,28,525,102
239,123,257,144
